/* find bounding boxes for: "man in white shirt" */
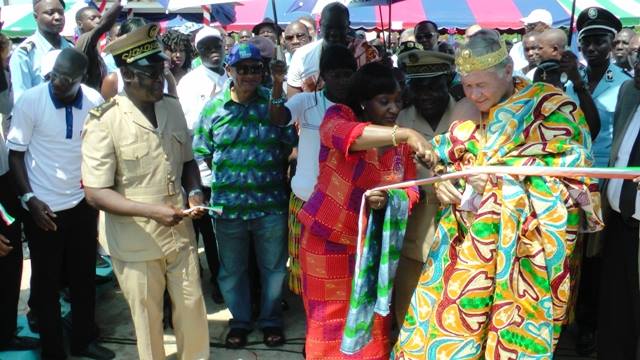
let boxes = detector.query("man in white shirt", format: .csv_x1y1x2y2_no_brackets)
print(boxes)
598,54,640,360
176,25,227,303
286,2,378,98
7,48,113,360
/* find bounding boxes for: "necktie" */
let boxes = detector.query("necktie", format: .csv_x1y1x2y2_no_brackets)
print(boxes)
619,129,640,219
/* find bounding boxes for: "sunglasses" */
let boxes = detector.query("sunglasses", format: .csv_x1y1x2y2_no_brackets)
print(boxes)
131,67,165,80
50,71,83,85
234,63,264,75
284,33,308,41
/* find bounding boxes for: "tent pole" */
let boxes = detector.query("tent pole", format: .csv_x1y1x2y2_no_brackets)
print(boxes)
271,0,281,46
378,4,387,53
387,0,391,51
567,0,576,46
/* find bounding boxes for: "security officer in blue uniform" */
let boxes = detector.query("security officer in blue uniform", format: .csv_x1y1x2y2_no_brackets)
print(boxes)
562,6,632,356
9,0,73,103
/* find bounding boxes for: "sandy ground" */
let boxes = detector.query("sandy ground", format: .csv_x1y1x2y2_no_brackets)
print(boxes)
4,244,594,360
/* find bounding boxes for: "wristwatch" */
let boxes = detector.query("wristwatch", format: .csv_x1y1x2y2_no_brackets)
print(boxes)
20,192,35,206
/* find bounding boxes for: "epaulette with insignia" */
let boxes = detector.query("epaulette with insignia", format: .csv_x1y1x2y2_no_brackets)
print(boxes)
89,99,116,118
18,41,35,53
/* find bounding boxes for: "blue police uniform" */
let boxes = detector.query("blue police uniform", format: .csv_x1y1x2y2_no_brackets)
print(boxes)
9,30,72,103
566,62,631,167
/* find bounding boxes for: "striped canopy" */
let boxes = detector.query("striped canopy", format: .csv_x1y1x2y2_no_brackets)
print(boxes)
1,0,638,36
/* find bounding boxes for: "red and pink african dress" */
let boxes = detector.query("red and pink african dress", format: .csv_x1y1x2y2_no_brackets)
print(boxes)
297,104,419,359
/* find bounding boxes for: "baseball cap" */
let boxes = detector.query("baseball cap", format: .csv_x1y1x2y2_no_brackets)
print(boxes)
248,36,275,59
521,9,553,26
195,26,223,48
226,43,262,66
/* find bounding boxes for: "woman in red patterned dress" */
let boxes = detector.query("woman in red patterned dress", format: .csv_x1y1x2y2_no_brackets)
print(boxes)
296,62,431,359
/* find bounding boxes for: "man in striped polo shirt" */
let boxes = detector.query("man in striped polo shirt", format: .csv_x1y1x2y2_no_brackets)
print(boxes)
193,43,296,349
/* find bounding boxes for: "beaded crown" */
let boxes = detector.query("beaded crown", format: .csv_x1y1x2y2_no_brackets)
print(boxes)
455,38,508,75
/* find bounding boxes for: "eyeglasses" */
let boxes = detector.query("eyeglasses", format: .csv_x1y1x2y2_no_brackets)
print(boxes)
50,71,83,85
284,33,308,41
131,67,165,80
234,63,264,75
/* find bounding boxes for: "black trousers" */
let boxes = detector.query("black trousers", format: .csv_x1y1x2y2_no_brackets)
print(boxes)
24,199,98,359
597,209,640,360
193,187,219,281
0,173,23,344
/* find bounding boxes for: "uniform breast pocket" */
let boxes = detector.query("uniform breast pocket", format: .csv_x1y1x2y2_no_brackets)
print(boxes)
171,131,188,161
119,143,152,176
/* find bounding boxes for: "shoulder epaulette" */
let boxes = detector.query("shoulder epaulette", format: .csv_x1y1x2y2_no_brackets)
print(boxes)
89,99,116,119
622,69,633,78
18,40,35,53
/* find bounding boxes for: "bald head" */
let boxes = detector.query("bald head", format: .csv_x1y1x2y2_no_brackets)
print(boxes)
614,28,638,70
537,28,567,61
54,48,88,79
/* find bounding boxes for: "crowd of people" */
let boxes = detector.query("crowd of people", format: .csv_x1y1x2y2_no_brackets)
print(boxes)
0,0,639,359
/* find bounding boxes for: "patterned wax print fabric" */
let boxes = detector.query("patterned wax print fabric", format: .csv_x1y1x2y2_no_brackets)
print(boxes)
297,104,419,246
192,82,298,220
288,193,305,295
392,79,604,359
298,104,419,360
341,189,409,355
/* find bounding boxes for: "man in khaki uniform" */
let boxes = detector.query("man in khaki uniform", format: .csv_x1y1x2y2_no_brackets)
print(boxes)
80,24,210,360
394,48,458,325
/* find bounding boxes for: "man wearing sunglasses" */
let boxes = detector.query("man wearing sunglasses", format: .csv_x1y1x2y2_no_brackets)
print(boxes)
283,21,311,63
193,43,296,349
82,24,210,360
7,48,112,359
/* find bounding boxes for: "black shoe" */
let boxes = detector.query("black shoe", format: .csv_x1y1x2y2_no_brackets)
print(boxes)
575,328,597,356
0,336,40,351
26,310,39,333
211,282,224,304
71,342,115,360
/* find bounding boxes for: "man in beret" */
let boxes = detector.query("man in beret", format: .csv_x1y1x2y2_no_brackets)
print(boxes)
81,23,210,360
393,49,459,325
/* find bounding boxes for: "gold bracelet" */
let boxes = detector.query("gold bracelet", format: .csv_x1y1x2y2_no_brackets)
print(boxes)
391,125,399,146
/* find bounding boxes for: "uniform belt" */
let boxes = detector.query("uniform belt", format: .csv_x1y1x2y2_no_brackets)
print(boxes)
117,184,181,197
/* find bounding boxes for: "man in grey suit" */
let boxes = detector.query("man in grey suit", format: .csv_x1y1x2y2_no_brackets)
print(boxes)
597,54,640,360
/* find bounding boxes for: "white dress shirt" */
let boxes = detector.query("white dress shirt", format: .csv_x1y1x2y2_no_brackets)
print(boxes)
607,106,640,221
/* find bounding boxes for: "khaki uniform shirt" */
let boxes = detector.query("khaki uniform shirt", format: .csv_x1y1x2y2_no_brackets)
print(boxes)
81,94,195,262
396,97,455,263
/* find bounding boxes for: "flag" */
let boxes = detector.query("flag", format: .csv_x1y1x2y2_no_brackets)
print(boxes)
202,5,211,25
211,4,237,26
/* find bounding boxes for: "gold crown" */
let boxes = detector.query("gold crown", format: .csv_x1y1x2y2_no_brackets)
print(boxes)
455,38,508,75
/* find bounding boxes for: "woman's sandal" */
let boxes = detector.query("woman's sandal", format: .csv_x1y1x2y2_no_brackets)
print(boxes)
262,327,286,347
225,328,250,349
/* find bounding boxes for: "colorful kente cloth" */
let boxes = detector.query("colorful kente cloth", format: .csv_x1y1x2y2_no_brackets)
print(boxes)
392,79,604,359
299,104,419,360
342,189,409,355
288,193,305,295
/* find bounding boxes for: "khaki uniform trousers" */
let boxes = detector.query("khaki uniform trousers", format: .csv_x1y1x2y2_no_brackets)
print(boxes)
112,246,209,360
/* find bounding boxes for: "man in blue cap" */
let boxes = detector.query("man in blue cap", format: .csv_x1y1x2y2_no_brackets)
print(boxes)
561,6,632,357
193,43,296,349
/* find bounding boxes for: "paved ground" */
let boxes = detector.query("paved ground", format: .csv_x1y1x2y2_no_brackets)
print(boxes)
3,244,595,360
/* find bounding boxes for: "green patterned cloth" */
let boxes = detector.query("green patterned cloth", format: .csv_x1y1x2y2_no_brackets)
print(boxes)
341,189,409,354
